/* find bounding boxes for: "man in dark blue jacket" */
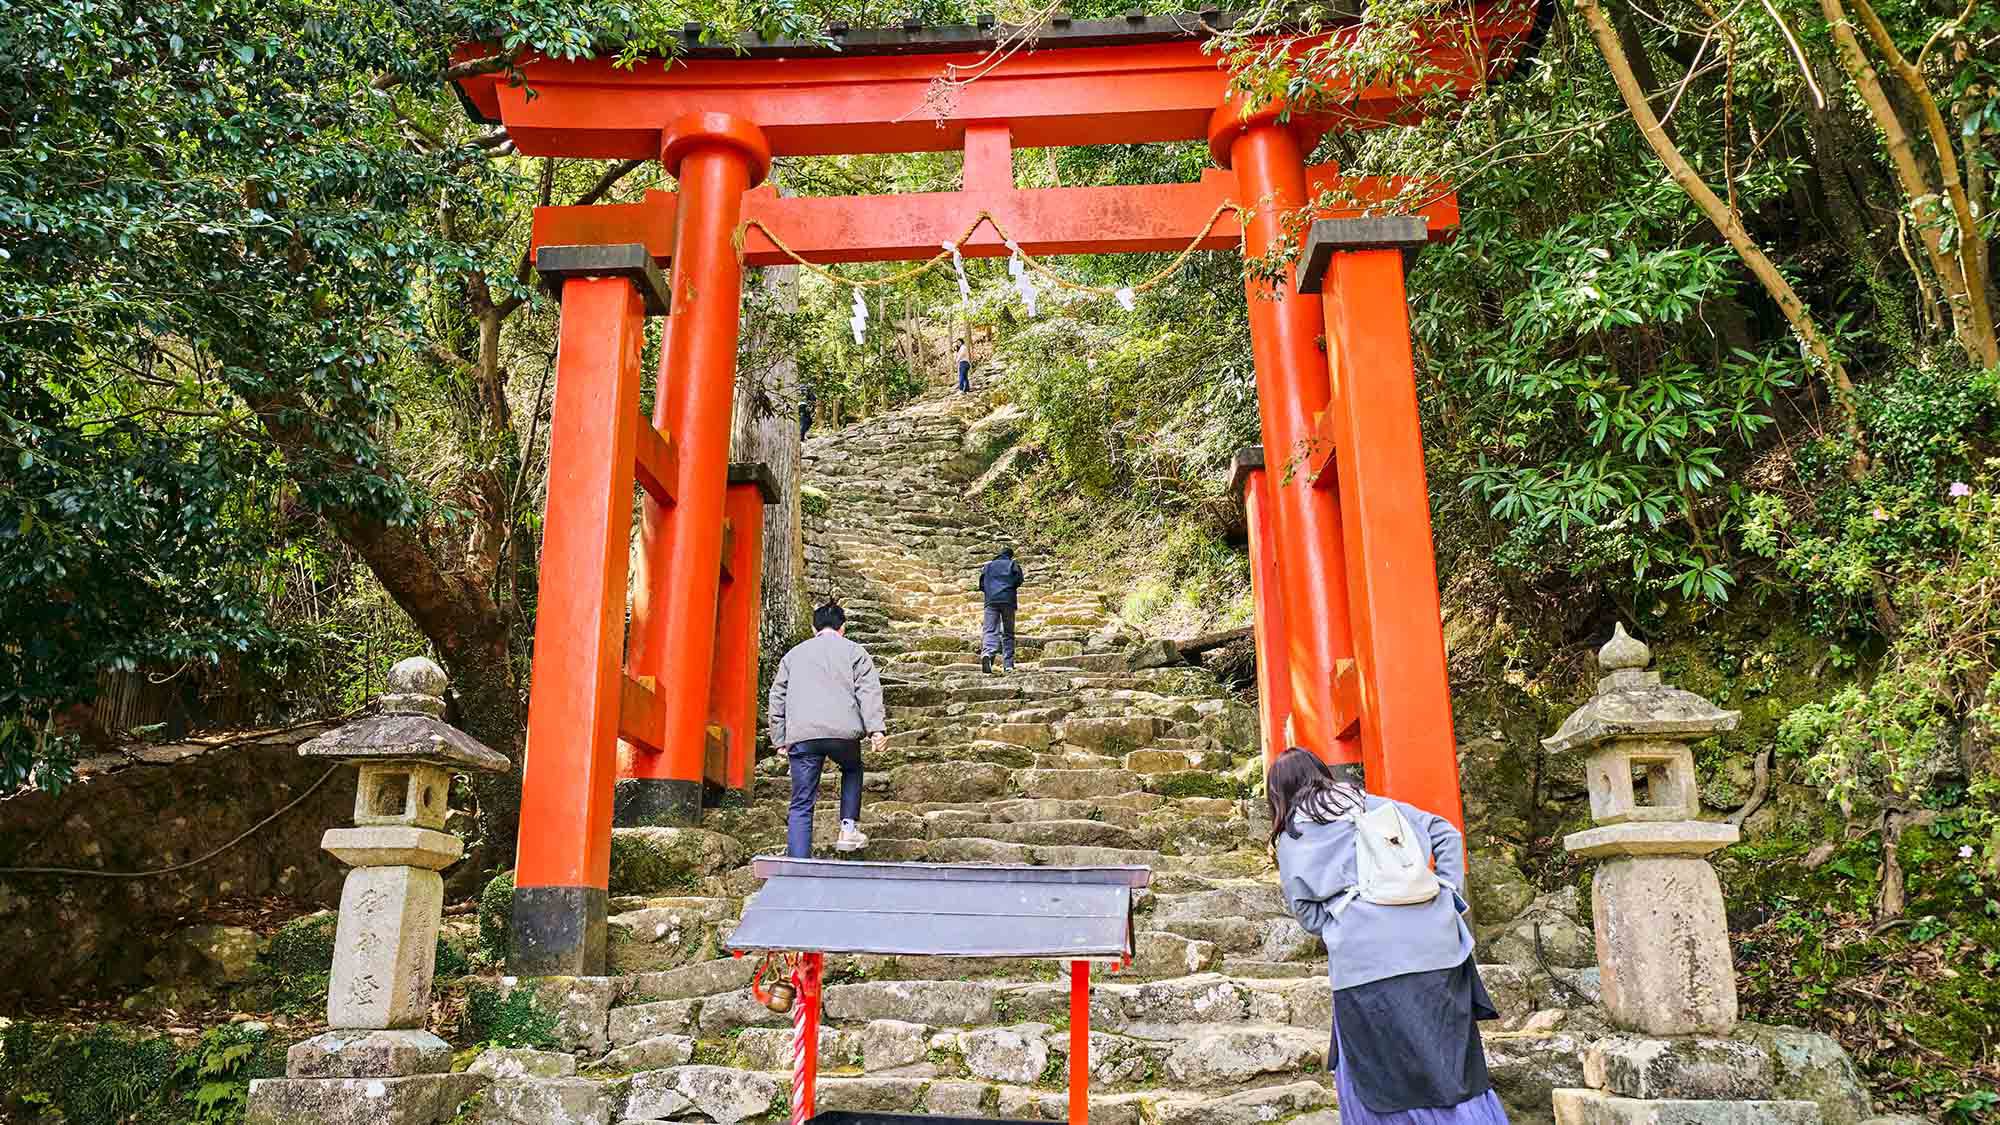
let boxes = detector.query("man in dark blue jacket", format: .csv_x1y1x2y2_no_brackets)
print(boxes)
979,547,1025,674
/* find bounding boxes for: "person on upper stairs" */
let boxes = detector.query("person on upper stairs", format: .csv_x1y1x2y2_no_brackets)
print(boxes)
767,600,886,857
1269,747,1509,1125
956,338,972,393
978,546,1025,674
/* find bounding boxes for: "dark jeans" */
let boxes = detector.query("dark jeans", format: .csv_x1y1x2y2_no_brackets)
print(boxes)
787,738,863,858
982,603,1016,667
957,360,970,392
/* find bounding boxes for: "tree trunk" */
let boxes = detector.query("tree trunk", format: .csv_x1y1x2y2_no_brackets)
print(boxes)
734,263,808,659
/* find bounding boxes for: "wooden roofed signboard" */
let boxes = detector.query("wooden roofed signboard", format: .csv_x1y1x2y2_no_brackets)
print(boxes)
728,858,1150,961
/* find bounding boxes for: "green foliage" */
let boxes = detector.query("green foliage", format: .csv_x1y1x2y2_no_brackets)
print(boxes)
1778,474,2000,815
464,984,562,1050
0,0,833,786
0,1021,180,1124
478,869,517,962
171,1025,265,1125
1724,812,2000,1117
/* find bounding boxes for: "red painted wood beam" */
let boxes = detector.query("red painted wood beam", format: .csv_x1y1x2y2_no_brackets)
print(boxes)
619,674,664,755
457,2,1538,158
634,418,679,506
531,171,1459,266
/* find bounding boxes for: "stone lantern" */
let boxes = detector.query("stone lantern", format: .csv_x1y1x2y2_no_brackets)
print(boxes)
1547,626,1824,1124
1545,624,1740,1036
248,657,509,1125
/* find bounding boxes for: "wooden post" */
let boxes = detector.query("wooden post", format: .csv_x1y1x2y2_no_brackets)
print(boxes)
1298,217,1465,828
512,245,667,975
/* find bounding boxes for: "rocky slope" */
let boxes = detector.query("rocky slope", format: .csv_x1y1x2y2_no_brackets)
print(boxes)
448,376,1880,1125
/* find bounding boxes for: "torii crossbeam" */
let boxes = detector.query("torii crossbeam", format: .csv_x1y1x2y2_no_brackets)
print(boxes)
459,4,1545,977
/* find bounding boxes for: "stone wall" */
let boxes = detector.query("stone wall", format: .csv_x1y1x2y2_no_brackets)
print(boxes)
0,724,350,999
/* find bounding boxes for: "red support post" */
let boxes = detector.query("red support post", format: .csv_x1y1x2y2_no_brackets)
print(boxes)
1232,449,1295,772
1069,960,1091,1125
1211,103,1362,768
709,466,777,798
510,260,652,976
1298,218,1466,828
622,112,772,825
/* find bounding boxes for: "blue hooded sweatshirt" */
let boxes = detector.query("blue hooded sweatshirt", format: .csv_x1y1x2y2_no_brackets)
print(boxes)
1274,791,1475,991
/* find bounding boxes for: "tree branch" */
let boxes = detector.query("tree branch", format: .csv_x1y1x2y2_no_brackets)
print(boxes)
493,158,649,321
1817,0,1986,366
1579,0,1868,486
1848,0,1997,366
372,49,519,92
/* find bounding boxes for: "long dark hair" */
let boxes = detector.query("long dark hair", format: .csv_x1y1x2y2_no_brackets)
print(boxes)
1267,747,1363,850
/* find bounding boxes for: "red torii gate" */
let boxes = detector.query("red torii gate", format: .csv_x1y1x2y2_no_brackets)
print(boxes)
456,5,1543,975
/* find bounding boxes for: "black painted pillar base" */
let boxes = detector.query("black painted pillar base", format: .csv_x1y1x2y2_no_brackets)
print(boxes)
613,777,703,827
509,885,608,977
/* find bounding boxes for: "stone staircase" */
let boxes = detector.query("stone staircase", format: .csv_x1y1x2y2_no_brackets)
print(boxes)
460,378,1609,1124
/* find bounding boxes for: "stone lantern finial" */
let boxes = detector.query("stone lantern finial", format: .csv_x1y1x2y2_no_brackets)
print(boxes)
1598,622,1649,672
380,656,448,718
252,657,509,1122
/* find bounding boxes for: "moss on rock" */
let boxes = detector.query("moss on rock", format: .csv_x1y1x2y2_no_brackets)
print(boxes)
477,869,515,962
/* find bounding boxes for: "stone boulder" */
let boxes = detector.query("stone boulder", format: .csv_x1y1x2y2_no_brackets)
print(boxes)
1481,887,1596,970
1161,1026,1325,1086
959,1023,1051,1084
473,1076,614,1125
624,1065,777,1124
1486,1032,1588,1123
1466,851,1538,927
1582,1035,1775,1100
145,923,265,987
607,827,744,895
1738,1023,1874,1125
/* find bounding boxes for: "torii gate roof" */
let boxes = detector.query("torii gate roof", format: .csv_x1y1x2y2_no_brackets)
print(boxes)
454,3,1550,159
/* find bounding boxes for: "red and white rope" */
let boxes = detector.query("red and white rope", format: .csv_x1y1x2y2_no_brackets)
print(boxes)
791,962,810,1125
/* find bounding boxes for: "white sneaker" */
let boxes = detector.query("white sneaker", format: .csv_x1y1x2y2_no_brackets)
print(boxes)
835,820,869,852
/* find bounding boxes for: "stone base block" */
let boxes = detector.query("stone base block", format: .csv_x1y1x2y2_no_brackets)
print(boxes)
474,1076,617,1125
1553,1089,1823,1124
510,884,609,976
1592,856,1738,1035
613,777,702,827
286,1029,453,1078
246,1073,485,1125
1584,1035,1775,1100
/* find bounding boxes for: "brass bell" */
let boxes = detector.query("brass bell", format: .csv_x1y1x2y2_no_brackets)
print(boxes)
763,980,797,1013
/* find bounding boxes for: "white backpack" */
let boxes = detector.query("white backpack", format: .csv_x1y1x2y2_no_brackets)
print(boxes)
1335,799,1443,916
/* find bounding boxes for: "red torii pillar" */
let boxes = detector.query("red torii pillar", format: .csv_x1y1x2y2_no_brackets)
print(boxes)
620,112,772,826
512,245,670,976
1229,447,1294,773
1297,216,1466,829
1209,102,1364,772
710,464,780,798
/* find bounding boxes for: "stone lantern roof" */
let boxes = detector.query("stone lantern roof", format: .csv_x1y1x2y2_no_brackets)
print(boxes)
300,657,510,774
1542,624,1740,755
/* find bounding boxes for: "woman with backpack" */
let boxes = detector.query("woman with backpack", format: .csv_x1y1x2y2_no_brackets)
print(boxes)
1268,747,1509,1123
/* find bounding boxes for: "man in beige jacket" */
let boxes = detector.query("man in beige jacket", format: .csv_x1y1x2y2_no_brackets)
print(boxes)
768,601,887,857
